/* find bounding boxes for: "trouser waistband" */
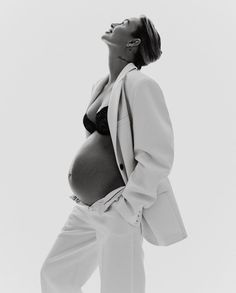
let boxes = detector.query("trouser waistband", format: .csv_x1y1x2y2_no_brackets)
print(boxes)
69,186,125,214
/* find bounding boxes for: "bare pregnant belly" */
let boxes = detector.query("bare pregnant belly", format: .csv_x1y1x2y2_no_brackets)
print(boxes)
68,133,125,205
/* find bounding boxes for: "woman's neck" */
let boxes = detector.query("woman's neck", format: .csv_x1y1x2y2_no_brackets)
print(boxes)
107,51,131,84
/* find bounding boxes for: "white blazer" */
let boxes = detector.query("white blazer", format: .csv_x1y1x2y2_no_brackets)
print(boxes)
85,62,188,246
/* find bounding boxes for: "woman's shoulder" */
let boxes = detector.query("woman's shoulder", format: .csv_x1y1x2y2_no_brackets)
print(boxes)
125,69,161,95
126,69,160,87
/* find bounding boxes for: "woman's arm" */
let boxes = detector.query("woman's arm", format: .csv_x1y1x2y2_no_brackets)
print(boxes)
113,77,174,226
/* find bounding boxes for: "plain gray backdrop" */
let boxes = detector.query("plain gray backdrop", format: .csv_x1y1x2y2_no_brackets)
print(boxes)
1,0,236,292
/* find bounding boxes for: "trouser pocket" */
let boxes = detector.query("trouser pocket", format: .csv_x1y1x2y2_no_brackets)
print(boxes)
103,187,125,212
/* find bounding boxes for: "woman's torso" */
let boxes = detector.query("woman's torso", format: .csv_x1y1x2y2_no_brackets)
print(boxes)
67,82,125,205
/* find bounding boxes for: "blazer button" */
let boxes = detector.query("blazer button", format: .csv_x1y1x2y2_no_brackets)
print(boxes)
119,163,124,170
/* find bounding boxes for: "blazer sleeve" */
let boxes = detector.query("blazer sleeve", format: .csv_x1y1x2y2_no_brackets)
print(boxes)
112,77,175,227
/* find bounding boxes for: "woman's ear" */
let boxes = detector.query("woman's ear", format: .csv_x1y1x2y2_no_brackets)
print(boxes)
126,38,141,48
133,38,141,46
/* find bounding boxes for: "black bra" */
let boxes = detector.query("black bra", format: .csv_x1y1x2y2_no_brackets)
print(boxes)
83,106,110,136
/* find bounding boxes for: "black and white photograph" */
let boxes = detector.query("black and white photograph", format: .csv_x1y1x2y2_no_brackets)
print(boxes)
1,1,235,293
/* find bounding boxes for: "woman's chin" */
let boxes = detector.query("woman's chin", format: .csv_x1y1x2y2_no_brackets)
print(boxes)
101,34,111,42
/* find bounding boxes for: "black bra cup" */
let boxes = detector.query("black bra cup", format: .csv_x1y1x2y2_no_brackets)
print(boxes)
83,113,96,134
83,106,110,136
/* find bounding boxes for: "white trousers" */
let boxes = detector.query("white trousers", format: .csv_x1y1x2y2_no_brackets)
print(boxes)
40,186,145,293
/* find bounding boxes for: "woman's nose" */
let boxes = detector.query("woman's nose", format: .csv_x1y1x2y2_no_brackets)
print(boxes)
111,23,119,29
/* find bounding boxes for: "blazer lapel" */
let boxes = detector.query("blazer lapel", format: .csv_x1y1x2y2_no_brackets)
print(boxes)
85,62,137,161
107,63,137,162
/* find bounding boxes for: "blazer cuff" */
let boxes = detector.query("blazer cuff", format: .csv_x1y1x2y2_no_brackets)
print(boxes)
111,194,143,227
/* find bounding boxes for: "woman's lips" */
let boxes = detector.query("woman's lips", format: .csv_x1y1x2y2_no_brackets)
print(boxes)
105,29,113,33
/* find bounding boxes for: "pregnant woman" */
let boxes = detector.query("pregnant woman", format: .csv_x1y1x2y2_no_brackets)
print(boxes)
67,78,125,206
40,14,187,293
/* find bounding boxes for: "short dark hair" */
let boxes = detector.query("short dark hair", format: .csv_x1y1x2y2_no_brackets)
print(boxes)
131,15,162,70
